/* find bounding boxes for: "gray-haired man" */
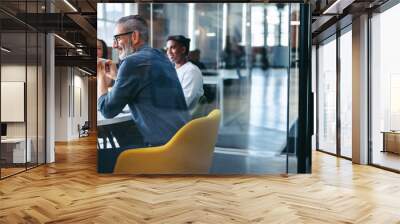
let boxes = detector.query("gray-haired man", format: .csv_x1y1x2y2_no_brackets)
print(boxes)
97,15,189,172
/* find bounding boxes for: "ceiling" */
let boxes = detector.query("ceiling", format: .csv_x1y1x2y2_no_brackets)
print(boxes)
311,0,389,43
5,0,390,72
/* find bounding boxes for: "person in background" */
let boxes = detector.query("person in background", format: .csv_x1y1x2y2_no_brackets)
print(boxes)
97,39,108,59
97,15,189,172
189,49,206,70
166,35,204,112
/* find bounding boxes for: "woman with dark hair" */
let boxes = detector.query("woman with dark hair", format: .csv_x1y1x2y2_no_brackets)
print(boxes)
97,39,108,59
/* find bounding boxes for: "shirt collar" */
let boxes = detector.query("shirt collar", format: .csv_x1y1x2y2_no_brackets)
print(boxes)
136,43,150,52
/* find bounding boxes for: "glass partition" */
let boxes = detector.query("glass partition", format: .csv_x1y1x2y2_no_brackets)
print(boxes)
97,2,310,174
287,4,301,173
1,31,28,177
370,4,400,171
317,36,337,155
0,0,46,179
37,31,46,165
27,31,38,169
339,28,352,159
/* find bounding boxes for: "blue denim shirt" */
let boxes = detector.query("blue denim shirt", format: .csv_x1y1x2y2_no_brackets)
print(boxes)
98,45,190,146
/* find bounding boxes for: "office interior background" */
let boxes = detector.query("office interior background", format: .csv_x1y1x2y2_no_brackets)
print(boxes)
0,0,399,178
313,0,400,172
0,0,97,179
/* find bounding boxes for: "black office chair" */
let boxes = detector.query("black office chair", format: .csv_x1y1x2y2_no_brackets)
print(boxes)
78,121,90,138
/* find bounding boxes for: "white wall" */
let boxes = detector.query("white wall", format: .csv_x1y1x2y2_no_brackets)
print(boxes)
54,67,89,141
72,73,89,138
1,66,26,135
1,65,26,146
1,65,38,137
1,64,46,164
55,67,68,141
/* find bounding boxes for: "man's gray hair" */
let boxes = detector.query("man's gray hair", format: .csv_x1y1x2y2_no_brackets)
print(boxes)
117,15,149,42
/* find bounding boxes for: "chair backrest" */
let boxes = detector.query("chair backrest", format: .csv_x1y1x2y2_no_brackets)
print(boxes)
82,121,90,130
164,109,221,172
113,110,221,174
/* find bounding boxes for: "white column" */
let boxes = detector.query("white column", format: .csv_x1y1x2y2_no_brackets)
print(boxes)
352,14,369,164
46,33,55,163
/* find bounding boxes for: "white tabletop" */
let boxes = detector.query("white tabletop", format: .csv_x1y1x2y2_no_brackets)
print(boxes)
202,69,243,78
97,105,133,126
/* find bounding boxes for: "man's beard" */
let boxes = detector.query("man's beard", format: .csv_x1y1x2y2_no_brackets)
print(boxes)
119,38,135,60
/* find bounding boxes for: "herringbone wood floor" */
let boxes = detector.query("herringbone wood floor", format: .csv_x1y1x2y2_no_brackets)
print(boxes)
1,135,400,223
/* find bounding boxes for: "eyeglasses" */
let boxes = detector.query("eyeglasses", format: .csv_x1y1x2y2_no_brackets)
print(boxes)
113,31,134,44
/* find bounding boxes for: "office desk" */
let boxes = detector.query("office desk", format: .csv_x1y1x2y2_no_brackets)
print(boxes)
97,109,144,151
382,131,400,154
97,109,144,173
203,69,241,126
1,138,31,163
97,110,132,149
97,105,132,126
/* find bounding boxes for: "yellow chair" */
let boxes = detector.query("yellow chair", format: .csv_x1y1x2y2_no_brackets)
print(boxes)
113,110,221,174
